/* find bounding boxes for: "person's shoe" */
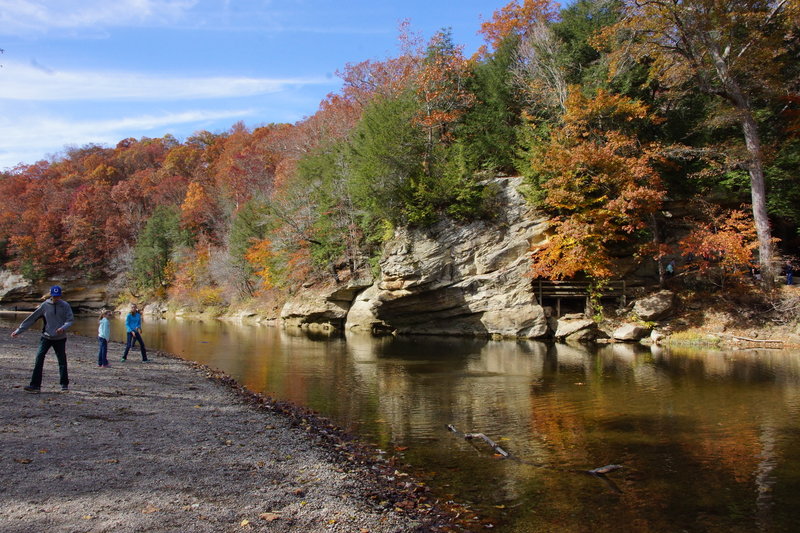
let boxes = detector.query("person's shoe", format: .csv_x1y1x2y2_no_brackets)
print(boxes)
142,358,149,362
61,386,69,392
23,386,40,393
120,357,127,362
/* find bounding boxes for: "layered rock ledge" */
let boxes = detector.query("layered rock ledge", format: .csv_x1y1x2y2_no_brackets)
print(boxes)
287,177,553,339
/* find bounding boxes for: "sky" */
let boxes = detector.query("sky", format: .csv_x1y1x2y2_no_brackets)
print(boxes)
0,0,502,171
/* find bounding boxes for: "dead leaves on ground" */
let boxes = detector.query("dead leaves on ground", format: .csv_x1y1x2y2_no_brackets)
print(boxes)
238,513,280,528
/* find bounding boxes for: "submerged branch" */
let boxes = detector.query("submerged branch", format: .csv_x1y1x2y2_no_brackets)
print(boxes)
446,424,624,493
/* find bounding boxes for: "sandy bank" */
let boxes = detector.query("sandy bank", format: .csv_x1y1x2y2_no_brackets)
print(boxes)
0,328,464,532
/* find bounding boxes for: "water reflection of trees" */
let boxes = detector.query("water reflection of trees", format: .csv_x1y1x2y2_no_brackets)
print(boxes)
55,316,800,533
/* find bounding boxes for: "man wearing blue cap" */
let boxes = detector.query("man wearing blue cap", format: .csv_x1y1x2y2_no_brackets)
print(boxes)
10,285,74,393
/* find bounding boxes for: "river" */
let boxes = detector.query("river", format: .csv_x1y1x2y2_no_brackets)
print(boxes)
4,312,800,532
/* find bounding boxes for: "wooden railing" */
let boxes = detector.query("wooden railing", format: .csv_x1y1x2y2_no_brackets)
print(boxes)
534,280,631,316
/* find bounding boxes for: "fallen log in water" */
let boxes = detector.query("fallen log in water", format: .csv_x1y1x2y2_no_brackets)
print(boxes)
448,424,511,457
446,423,624,493
587,464,623,475
463,432,510,457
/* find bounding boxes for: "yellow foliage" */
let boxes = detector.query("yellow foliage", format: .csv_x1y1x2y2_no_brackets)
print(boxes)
197,286,224,307
245,239,275,292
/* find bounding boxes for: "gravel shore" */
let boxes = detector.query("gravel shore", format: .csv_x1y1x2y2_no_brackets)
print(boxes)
0,328,464,533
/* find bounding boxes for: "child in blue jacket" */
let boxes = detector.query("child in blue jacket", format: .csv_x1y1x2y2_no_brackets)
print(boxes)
121,304,148,362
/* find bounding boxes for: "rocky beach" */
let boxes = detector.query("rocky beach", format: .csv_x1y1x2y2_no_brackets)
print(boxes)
0,328,464,533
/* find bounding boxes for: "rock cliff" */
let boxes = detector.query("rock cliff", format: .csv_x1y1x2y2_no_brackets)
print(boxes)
284,177,553,339
0,271,110,312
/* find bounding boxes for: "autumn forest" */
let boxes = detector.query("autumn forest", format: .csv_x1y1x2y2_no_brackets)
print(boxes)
1,0,799,310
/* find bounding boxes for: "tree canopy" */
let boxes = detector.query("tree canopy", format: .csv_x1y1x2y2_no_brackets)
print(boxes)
0,0,798,306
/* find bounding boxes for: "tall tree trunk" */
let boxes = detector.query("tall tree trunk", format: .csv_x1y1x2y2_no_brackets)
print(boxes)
741,112,775,287
651,213,665,288
710,49,775,286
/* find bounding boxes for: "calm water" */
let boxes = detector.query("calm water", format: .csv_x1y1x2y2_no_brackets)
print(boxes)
5,312,800,532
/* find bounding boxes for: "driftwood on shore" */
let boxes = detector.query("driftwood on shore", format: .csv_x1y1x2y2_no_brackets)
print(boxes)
721,333,785,347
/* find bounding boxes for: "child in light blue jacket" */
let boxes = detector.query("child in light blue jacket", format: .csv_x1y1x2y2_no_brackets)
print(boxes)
97,309,111,367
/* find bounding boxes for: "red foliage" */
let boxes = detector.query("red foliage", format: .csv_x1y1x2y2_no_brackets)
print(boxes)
677,202,761,285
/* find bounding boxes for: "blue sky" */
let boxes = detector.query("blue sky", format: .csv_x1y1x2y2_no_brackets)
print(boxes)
0,0,501,170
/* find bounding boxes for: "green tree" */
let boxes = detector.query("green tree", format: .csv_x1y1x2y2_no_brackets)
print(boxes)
552,0,622,89
297,141,370,278
228,199,269,296
348,90,491,228
457,35,523,174
348,91,427,225
131,205,187,296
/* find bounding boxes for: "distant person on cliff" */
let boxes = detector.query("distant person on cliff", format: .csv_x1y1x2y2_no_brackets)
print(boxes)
121,304,148,362
97,309,111,367
9,285,74,393
785,260,795,285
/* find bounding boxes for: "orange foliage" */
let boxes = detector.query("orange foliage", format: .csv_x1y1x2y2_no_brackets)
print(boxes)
783,93,800,136
678,203,760,284
531,219,616,279
269,95,361,190
338,20,422,105
530,89,667,279
479,0,560,51
414,31,475,144
180,181,221,242
168,244,225,306
211,122,278,207
285,246,314,286
64,181,116,275
339,55,419,105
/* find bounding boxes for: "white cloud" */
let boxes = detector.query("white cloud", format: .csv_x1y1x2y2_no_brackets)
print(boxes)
1,60,328,101
0,0,198,35
0,108,254,170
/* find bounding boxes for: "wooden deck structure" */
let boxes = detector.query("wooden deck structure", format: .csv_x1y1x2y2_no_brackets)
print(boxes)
534,280,630,317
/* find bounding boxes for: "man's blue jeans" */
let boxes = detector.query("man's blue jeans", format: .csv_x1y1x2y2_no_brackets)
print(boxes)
123,331,147,361
30,337,68,389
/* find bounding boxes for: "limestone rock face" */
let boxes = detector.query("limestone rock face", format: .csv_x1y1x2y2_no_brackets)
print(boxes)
343,177,551,338
0,271,40,310
650,329,666,345
142,302,168,316
345,285,392,334
280,289,350,329
0,271,110,312
281,278,375,330
632,290,676,321
62,284,110,311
